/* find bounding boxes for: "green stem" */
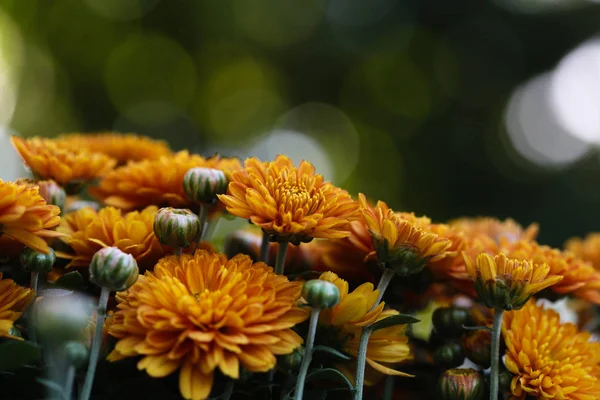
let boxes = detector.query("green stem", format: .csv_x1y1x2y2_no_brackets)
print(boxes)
374,268,395,306
489,309,504,400
197,203,208,244
175,247,182,259
222,379,234,400
259,231,269,263
353,325,373,400
28,272,40,343
294,308,320,400
80,287,110,400
355,269,395,399
274,241,289,275
382,375,394,400
63,364,76,400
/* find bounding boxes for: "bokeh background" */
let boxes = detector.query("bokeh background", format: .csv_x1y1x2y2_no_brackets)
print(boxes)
1,0,600,246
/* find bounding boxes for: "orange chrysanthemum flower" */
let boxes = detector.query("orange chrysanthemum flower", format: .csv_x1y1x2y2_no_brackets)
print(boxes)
307,219,377,284
507,240,598,299
449,217,538,245
93,151,241,210
358,194,452,275
464,253,562,310
0,273,35,339
56,206,164,270
107,251,307,400
503,300,600,399
316,272,413,384
55,132,172,164
11,136,116,188
565,233,600,270
218,155,359,244
0,179,63,254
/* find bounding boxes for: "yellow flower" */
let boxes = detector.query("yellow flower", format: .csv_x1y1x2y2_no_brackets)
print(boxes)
11,136,116,188
92,151,241,210
307,219,378,284
218,155,358,244
358,193,452,275
507,240,598,299
107,250,307,400
56,206,164,270
503,300,600,399
316,272,413,383
0,273,34,339
464,253,562,310
55,132,172,164
0,179,63,254
565,233,600,270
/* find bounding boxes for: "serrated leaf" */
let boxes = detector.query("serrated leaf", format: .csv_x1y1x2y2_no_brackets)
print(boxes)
0,340,40,372
306,368,354,392
312,345,351,361
370,314,420,332
54,271,85,290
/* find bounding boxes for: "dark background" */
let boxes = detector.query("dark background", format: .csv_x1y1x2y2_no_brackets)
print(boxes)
3,0,600,246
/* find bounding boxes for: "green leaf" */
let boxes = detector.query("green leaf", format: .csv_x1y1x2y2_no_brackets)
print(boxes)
306,368,354,392
0,340,41,372
54,271,85,290
370,314,420,332
312,345,351,361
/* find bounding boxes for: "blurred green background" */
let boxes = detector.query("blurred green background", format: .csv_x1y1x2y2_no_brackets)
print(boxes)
1,0,600,246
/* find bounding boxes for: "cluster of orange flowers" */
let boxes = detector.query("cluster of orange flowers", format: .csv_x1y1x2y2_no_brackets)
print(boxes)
2,132,600,400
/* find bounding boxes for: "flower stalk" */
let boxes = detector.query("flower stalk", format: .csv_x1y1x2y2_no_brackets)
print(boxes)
80,287,110,400
294,309,319,400
489,309,504,400
259,231,269,263
275,241,289,275
197,203,207,244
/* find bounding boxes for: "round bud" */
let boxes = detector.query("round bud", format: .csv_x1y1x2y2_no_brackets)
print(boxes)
302,280,340,310
463,329,492,368
497,368,512,394
434,342,465,368
33,292,94,343
8,326,22,338
432,307,471,337
19,247,56,273
183,167,228,204
223,230,260,261
438,368,484,400
89,247,139,292
62,341,89,368
153,207,202,248
278,346,304,374
37,180,66,209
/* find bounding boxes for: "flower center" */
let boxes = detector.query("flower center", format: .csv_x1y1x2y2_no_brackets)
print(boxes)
276,181,325,215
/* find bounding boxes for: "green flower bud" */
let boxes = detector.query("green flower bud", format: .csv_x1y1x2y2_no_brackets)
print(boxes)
89,247,139,292
497,368,512,394
33,292,94,343
37,180,66,209
463,329,491,368
183,167,228,204
278,346,304,374
19,247,56,273
153,207,202,248
8,326,22,338
438,368,484,400
434,342,465,368
302,280,340,310
62,341,89,368
432,307,471,337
